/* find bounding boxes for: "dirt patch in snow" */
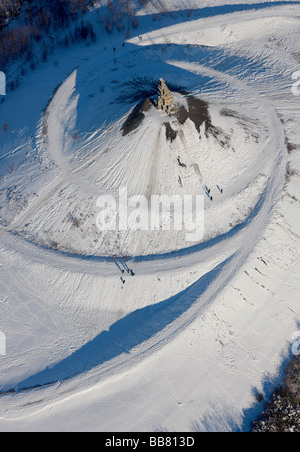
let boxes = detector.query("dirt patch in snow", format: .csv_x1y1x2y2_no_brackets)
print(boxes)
285,137,299,154
176,96,211,133
121,98,154,136
164,122,177,141
175,97,232,149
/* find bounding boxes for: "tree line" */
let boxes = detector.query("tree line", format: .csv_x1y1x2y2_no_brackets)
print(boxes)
1,1,141,68
0,0,97,69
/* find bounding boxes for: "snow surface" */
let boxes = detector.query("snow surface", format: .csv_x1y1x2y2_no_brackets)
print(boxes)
0,0,299,432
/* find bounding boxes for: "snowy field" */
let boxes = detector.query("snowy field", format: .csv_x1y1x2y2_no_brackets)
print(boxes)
0,0,299,432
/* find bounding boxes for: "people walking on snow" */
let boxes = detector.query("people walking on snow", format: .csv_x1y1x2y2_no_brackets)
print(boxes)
204,186,213,201
115,257,135,279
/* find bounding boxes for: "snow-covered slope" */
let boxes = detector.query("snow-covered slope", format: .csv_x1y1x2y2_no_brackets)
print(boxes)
0,0,299,432
4,62,269,257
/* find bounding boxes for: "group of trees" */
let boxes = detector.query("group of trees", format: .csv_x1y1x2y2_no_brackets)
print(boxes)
252,357,300,432
0,0,143,71
0,0,25,27
0,0,98,69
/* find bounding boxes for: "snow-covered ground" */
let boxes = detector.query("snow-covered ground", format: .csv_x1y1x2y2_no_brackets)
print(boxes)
0,0,299,432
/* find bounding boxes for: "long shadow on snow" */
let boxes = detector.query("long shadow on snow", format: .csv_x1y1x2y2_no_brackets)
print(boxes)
114,42,270,105
1,1,286,397
11,257,232,393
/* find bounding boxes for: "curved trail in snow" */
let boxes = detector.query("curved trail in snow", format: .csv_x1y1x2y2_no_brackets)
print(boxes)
0,72,286,398
0,3,290,413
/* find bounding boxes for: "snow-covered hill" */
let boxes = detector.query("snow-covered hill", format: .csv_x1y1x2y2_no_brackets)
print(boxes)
0,0,299,432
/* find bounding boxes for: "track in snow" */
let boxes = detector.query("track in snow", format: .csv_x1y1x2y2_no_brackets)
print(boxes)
0,54,286,398
0,3,291,419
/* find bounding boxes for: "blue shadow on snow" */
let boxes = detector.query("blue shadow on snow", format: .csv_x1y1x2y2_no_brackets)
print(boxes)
12,256,232,392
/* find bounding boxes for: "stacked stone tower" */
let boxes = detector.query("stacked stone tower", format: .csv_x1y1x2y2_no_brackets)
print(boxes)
157,79,175,113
